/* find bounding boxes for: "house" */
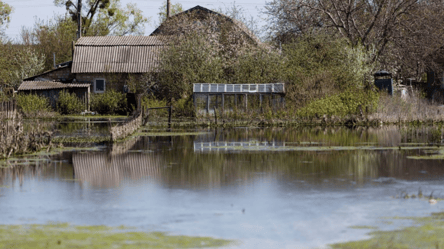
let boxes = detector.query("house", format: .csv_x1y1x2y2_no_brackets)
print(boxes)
71,36,166,94
24,36,167,95
18,5,261,107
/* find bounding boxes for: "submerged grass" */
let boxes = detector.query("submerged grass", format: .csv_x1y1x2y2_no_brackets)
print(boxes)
197,144,440,152
0,223,232,249
332,212,444,249
407,149,444,160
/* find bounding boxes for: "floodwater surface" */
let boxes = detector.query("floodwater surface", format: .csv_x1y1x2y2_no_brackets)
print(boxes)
1,126,444,248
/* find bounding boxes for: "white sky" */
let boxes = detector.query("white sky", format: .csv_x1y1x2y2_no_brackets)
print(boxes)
2,0,268,40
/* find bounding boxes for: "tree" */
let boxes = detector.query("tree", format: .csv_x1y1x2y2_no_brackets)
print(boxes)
157,0,183,25
0,1,12,41
264,0,444,80
265,0,417,58
54,0,149,36
20,15,77,71
0,44,45,89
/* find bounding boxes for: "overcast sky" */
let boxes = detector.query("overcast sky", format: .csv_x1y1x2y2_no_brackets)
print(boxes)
2,0,268,40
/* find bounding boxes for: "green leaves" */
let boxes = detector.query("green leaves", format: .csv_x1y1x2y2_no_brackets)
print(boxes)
91,90,128,115
55,0,149,36
57,90,85,114
0,1,12,27
16,93,51,117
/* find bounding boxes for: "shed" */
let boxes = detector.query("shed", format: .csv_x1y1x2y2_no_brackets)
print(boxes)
18,81,90,109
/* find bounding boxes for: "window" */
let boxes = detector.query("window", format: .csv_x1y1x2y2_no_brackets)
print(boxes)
94,78,105,93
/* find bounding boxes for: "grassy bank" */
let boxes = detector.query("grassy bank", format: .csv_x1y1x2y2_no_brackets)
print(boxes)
331,212,444,248
0,223,232,249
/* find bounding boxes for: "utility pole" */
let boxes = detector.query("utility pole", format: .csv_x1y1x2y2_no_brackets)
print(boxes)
77,0,82,40
166,0,170,19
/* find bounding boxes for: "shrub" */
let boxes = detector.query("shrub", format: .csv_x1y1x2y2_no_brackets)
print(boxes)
91,90,128,115
173,96,195,117
16,93,51,117
141,97,168,118
296,88,379,117
0,91,8,102
57,90,85,114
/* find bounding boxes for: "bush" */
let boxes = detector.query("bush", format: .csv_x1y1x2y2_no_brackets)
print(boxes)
141,97,168,118
91,90,128,115
173,96,195,117
0,91,8,102
57,90,85,114
16,93,51,117
296,88,379,117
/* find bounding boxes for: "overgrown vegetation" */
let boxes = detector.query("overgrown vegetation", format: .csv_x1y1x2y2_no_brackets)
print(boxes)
156,27,378,120
296,89,379,118
91,90,128,115
57,90,85,115
0,114,52,159
15,93,52,118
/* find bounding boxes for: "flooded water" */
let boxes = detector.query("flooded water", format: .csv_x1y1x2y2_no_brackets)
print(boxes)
1,125,444,248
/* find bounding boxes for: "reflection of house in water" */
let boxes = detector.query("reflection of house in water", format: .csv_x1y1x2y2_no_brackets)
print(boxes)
72,138,164,188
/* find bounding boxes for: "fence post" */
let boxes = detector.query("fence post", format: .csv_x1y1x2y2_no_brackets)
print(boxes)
168,106,172,127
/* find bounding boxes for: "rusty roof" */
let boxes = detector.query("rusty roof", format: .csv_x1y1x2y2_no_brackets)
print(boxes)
72,36,167,74
18,81,90,91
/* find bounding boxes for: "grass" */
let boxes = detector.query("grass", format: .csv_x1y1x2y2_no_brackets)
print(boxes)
371,90,444,124
0,223,233,249
332,212,444,248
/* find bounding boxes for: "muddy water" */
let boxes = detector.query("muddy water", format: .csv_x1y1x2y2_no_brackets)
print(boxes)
1,126,444,248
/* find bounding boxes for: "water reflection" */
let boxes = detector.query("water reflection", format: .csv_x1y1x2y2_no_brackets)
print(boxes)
73,152,163,188
1,126,444,248
1,126,443,190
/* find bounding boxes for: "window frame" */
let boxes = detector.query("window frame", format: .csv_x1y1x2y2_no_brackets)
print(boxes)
94,78,106,93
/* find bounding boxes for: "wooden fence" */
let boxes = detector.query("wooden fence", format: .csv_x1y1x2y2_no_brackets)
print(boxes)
0,100,17,119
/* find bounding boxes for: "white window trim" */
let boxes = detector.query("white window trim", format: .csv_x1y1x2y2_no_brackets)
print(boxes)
94,78,106,93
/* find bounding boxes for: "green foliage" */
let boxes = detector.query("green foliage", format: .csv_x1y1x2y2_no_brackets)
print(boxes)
0,1,12,41
142,96,167,109
227,48,282,83
173,96,194,117
0,90,8,102
142,97,168,117
296,89,379,117
54,0,149,36
57,90,85,115
0,44,45,89
20,15,76,71
281,35,375,107
157,0,183,24
91,90,128,115
158,33,224,101
16,93,51,116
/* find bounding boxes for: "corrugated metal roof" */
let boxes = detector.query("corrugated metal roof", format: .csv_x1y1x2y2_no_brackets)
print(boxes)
18,81,90,91
76,36,167,46
72,36,167,73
